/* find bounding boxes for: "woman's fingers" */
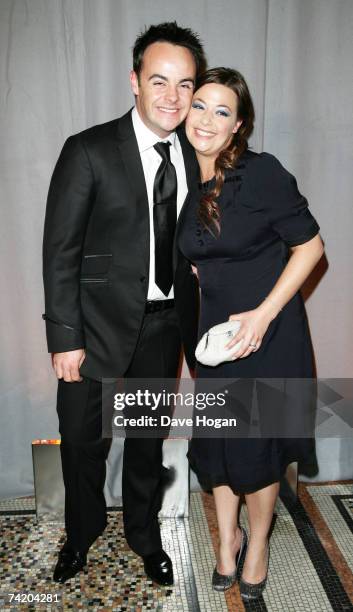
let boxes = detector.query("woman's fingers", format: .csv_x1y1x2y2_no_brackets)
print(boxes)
232,337,261,359
231,336,250,359
226,313,248,348
226,333,244,349
239,345,258,359
226,328,254,350
227,311,265,357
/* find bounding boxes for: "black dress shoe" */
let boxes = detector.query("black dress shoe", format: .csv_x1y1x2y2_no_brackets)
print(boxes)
239,544,270,601
53,544,87,583
143,549,174,586
212,527,248,592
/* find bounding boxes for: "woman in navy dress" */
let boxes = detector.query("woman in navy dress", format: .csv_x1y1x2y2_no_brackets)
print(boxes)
178,68,324,599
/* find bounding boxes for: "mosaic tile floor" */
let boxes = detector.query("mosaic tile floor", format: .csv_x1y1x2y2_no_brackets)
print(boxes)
0,484,352,611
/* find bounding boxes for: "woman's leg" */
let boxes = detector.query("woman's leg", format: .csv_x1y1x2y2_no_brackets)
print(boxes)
213,485,242,574
242,481,279,582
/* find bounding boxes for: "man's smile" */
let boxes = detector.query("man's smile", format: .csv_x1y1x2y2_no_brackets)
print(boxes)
157,107,180,114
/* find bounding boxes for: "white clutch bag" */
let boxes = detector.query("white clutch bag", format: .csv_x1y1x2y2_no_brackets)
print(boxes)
195,320,243,367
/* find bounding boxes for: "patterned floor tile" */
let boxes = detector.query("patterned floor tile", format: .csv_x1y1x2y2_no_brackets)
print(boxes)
0,484,352,611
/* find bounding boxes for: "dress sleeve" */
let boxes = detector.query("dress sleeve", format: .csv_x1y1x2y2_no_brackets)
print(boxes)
251,152,320,246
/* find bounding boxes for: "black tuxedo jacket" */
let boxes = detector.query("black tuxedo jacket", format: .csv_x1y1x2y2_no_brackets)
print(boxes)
42,110,199,379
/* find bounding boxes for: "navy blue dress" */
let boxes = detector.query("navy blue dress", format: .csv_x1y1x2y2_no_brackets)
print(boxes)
178,150,320,494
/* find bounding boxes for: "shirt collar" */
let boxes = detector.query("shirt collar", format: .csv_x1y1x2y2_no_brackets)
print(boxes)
132,107,177,153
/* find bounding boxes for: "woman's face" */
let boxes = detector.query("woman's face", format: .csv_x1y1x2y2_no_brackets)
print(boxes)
186,83,242,159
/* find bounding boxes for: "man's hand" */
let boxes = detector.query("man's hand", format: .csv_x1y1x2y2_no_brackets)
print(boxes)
52,349,86,382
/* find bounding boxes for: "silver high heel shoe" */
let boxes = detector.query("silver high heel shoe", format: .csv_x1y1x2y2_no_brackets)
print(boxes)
212,526,248,592
239,544,270,601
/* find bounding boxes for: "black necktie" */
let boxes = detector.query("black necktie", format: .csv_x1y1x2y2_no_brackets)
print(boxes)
153,141,177,296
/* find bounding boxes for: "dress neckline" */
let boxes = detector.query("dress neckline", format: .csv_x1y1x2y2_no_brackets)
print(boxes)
198,175,216,191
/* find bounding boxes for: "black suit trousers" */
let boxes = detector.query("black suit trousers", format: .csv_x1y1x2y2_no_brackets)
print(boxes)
57,306,181,556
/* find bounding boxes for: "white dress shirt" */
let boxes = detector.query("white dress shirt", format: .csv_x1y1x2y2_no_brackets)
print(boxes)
131,107,188,300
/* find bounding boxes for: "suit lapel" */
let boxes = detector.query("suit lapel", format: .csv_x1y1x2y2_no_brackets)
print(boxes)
116,110,150,267
177,126,199,192
173,127,199,270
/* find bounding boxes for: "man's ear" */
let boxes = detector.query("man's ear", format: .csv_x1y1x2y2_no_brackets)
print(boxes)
232,119,243,134
130,70,139,96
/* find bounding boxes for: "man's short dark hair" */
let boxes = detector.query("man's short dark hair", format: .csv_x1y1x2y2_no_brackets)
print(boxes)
133,21,206,78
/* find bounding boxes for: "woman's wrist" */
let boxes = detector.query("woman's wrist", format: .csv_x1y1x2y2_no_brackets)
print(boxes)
257,296,282,321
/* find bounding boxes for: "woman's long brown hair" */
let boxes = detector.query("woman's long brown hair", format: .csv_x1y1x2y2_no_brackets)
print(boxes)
196,68,255,235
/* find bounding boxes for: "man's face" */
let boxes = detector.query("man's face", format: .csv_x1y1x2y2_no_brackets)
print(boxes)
130,42,196,138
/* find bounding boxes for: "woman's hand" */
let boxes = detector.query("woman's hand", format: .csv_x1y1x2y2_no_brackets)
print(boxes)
226,301,278,359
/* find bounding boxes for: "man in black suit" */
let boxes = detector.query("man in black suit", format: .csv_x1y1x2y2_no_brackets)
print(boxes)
42,22,205,585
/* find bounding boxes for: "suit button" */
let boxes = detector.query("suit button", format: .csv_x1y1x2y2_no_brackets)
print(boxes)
198,240,204,246
196,228,201,236
140,276,146,283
